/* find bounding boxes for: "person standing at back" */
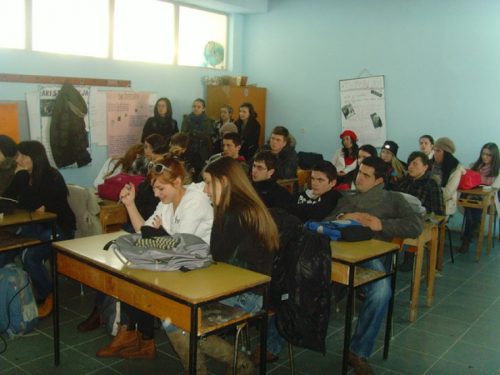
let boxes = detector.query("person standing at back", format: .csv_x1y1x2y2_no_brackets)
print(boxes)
234,102,261,161
141,97,178,144
181,98,215,161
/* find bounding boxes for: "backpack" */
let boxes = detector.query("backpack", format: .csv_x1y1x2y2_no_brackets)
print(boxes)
97,174,145,201
297,152,323,170
112,232,212,271
0,263,39,338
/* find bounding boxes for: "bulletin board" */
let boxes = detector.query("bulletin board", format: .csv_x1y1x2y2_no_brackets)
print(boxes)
339,75,386,147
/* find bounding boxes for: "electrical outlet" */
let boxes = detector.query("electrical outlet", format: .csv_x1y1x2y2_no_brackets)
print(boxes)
300,127,306,133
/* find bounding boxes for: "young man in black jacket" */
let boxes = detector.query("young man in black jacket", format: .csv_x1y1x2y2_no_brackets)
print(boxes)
251,150,290,209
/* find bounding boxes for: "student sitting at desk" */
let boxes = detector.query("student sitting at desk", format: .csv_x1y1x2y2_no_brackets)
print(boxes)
165,156,279,375
395,151,444,271
323,156,423,375
429,137,465,217
96,150,213,361
287,160,342,223
251,150,291,209
337,144,378,190
208,132,249,174
93,143,145,188
255,126,299,180
0,141,76,318
458,142,500,253
0,135,18,196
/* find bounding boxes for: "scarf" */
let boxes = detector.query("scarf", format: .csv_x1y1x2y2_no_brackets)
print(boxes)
189,113,205,131
478,163,494,185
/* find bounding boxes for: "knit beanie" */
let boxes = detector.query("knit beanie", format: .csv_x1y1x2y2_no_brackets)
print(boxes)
219,122,238,136
434,137,456,154
382,140,399,157
0,135,17,158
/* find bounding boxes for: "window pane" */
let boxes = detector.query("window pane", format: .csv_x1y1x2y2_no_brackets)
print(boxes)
0,0,25,49
114,0,174,64
178,6,227,69
32,0,108,58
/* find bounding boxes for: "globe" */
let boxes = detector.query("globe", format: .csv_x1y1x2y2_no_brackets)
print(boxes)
204,41,224,67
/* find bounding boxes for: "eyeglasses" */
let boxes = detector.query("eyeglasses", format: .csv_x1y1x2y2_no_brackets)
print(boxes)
148,162,171,173
482,152,492,157
252,164,267,171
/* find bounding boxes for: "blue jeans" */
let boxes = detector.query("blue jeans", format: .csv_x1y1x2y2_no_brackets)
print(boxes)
162,292,263,334
350,258,392,358
0,223,73,300
463,207,482,239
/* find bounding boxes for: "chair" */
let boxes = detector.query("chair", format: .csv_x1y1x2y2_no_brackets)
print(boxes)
66,184,102,295
296,168,312,191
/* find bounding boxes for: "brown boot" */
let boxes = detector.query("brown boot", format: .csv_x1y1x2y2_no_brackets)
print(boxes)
77,306,101,332
200,335,255,375
96,325,140,358
119,335,156,360
167,330,207,374
37,293,53,318
458,237,471,254
249,344,278,366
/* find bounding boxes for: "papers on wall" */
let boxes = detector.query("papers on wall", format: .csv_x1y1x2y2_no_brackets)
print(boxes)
339,76,387,147
106,91,151,158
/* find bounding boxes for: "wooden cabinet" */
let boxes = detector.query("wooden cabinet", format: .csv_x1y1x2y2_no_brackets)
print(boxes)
206,85,267,146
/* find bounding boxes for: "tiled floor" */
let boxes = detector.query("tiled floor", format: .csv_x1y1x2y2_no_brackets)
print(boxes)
1,231,500,375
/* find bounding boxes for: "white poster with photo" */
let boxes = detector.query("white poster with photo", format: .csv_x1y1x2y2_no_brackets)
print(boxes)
106,92,150,158
339,76,386,147
27,85,92,168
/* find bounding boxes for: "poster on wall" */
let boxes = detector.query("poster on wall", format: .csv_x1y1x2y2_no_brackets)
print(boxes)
339,76,386,147
106,92,151,158
27,84,92,168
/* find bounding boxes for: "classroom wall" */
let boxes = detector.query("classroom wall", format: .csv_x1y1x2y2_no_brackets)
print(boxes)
0,14,244,188
242,0,500,167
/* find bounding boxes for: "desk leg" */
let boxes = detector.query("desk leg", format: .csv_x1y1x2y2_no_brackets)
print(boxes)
437,220,446,272
410,241,424,323
476,198,489,262
383,251,397,360
427,228,438,308
487,196,495,255
259,286,269,375
342,265,356,375
189,308,198,375
52,248,60,366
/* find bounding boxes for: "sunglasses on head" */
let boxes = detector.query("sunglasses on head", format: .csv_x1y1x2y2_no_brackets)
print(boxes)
148,162,171,174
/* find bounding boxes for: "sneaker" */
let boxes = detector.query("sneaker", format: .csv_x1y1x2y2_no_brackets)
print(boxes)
37,293,53,318
348,350,374,375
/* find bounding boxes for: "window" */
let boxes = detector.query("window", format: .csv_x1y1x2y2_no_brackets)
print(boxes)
0,0,25,49
178,6,227,69
32,0,109,58
113,0,175,64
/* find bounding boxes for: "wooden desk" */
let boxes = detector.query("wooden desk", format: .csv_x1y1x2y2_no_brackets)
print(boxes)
51,232,270,374
331,239,399,375
401,218,442,322
457,187,498,262
0,209,57,252
277,178,298,194
98,199,128,233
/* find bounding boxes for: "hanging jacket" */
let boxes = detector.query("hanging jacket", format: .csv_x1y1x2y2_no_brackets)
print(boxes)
50,82,91,168
269,208,332,353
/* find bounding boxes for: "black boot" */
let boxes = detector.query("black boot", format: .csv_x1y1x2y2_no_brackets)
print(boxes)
458,238,471,254
77,306,101,332
398,252,415,272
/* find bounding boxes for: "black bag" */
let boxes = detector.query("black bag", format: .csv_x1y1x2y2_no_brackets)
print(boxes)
297,152,323,170
0,198,17,214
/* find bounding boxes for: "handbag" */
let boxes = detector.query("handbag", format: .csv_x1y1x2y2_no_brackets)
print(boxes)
112,232,212,271
304,219,373,242
97,174,145,201
458,169,482,190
